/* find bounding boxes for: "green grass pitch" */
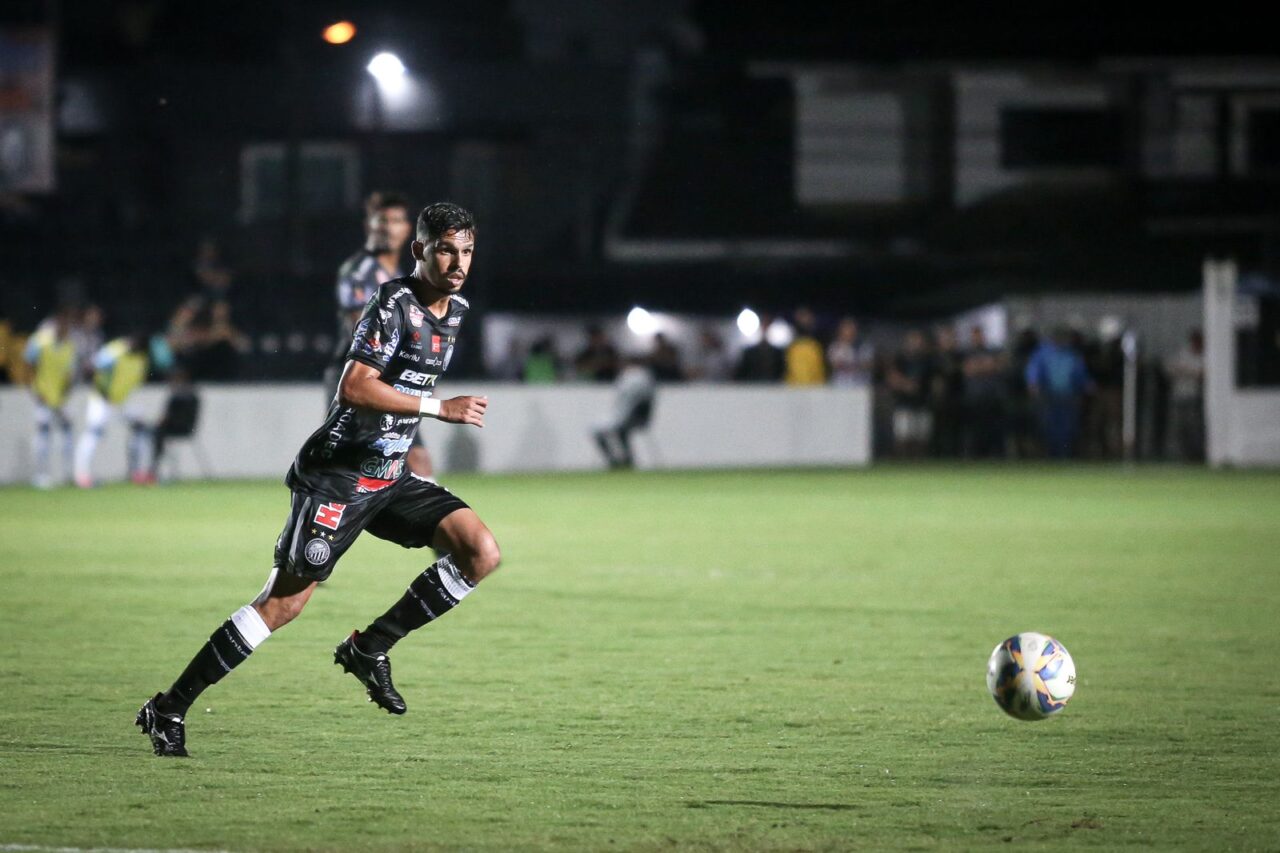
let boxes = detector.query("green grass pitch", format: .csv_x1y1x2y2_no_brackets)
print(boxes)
1,466,1278,851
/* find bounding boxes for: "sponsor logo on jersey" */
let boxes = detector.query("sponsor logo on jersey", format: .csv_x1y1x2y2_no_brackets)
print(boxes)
446,315,461,326
356,476,397,493
398,368,432,386
314,502,347,530
371,433,414,456
304,538,331,565
408,305,424,327
379,308,392,321
385,286,412,309
360,457,406,479
379,413,395,431
431,335,441,353
320,408,356,459
381,329,400,358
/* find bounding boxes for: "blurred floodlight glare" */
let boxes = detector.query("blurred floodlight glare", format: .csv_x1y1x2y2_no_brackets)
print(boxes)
736,308,760,337
322,21,356,44
627,306,658,336
367,52,406,84
766,318,794,348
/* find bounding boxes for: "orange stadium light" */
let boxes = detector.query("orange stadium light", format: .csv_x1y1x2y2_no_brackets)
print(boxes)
323,21,357,45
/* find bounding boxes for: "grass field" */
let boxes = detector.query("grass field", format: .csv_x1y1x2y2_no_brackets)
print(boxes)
1,466,1278,851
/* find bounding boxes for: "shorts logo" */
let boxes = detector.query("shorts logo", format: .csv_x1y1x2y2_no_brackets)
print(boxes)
379,413,395,431
304,538,331,565
314,502,347,531
408,305,424,327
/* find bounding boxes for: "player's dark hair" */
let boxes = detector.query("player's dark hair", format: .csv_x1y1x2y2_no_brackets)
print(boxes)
368,191,410,215
417,202,476,241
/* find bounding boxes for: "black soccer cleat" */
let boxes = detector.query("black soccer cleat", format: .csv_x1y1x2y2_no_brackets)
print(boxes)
135,693,189,757
334,631,406,715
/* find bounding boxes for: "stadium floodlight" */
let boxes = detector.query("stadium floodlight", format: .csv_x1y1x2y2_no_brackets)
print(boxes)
736,308,760,337
367,52,406,83
626,306,659,336
766,318,794,348
323,21,356,45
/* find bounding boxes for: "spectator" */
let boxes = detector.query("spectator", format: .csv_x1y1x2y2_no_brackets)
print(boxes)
929,326,964,457
23,306,78,487
142,367,201,484
1164,329,1205,461
1025,327,1093,458
522,336,560,384
574,324,620,382
687,326,731,381
191,235,234,308
734,313,784,382
961,325,1007,458
785,306,826,385
827,317,873,387
1006,326,1041,458
593,355,657,469
887,329,934,456
649,332,684,382
1084,317,1125,459
174,300,246,381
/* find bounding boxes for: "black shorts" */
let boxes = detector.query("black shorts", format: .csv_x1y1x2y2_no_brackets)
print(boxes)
274,474,469,581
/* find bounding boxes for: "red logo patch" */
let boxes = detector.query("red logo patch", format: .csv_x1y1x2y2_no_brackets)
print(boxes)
356,477,395,494
313,502,347,530
431,335,441,353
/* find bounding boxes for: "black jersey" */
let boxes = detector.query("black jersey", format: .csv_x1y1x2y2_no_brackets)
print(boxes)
288,278,469,502
332,249,402,363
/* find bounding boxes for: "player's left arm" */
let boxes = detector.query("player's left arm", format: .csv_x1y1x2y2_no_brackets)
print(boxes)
337,361,487,426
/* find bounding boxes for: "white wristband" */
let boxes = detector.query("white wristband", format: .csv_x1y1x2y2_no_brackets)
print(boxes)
418,396,442,419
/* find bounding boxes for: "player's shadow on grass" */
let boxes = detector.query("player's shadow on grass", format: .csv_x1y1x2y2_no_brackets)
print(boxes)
690,800,860,812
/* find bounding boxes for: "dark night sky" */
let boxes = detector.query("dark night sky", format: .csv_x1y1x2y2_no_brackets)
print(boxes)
6,2,1274,66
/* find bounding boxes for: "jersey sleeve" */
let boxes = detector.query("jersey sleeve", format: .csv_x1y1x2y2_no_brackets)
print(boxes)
337,257,377,311
346,291,402,372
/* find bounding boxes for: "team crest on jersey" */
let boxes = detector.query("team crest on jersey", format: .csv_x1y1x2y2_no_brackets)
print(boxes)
408,305,424,327
304,538,331,565
313,502,347,531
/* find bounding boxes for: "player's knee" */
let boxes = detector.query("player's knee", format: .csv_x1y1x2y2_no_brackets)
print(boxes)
457,531,501,583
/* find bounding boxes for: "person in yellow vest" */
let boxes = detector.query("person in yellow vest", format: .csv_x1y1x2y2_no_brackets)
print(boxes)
74,334,167,488
784,306,827,386
24,309,79,488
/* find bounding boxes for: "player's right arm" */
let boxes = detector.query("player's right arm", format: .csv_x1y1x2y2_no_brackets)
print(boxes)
338,361,487,426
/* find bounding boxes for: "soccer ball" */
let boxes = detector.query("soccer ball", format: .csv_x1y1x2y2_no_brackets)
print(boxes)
986,632,1076,721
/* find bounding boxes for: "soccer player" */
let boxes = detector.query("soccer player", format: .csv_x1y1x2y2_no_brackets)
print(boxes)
24,307,78,488
73,334,164,487
325,192,433,479
136,203,498,757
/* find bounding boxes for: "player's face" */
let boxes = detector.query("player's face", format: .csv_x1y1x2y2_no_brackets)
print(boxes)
414,229,475,295
368,207,412,253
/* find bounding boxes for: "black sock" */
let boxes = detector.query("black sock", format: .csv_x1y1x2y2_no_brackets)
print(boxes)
158,606,271,717
357,556,475,655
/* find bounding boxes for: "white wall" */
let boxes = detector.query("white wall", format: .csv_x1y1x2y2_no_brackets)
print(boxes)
0,383,872,485
1203,260,1280,467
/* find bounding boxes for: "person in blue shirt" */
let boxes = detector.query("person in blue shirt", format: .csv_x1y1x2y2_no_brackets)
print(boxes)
1025,327,1093,459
